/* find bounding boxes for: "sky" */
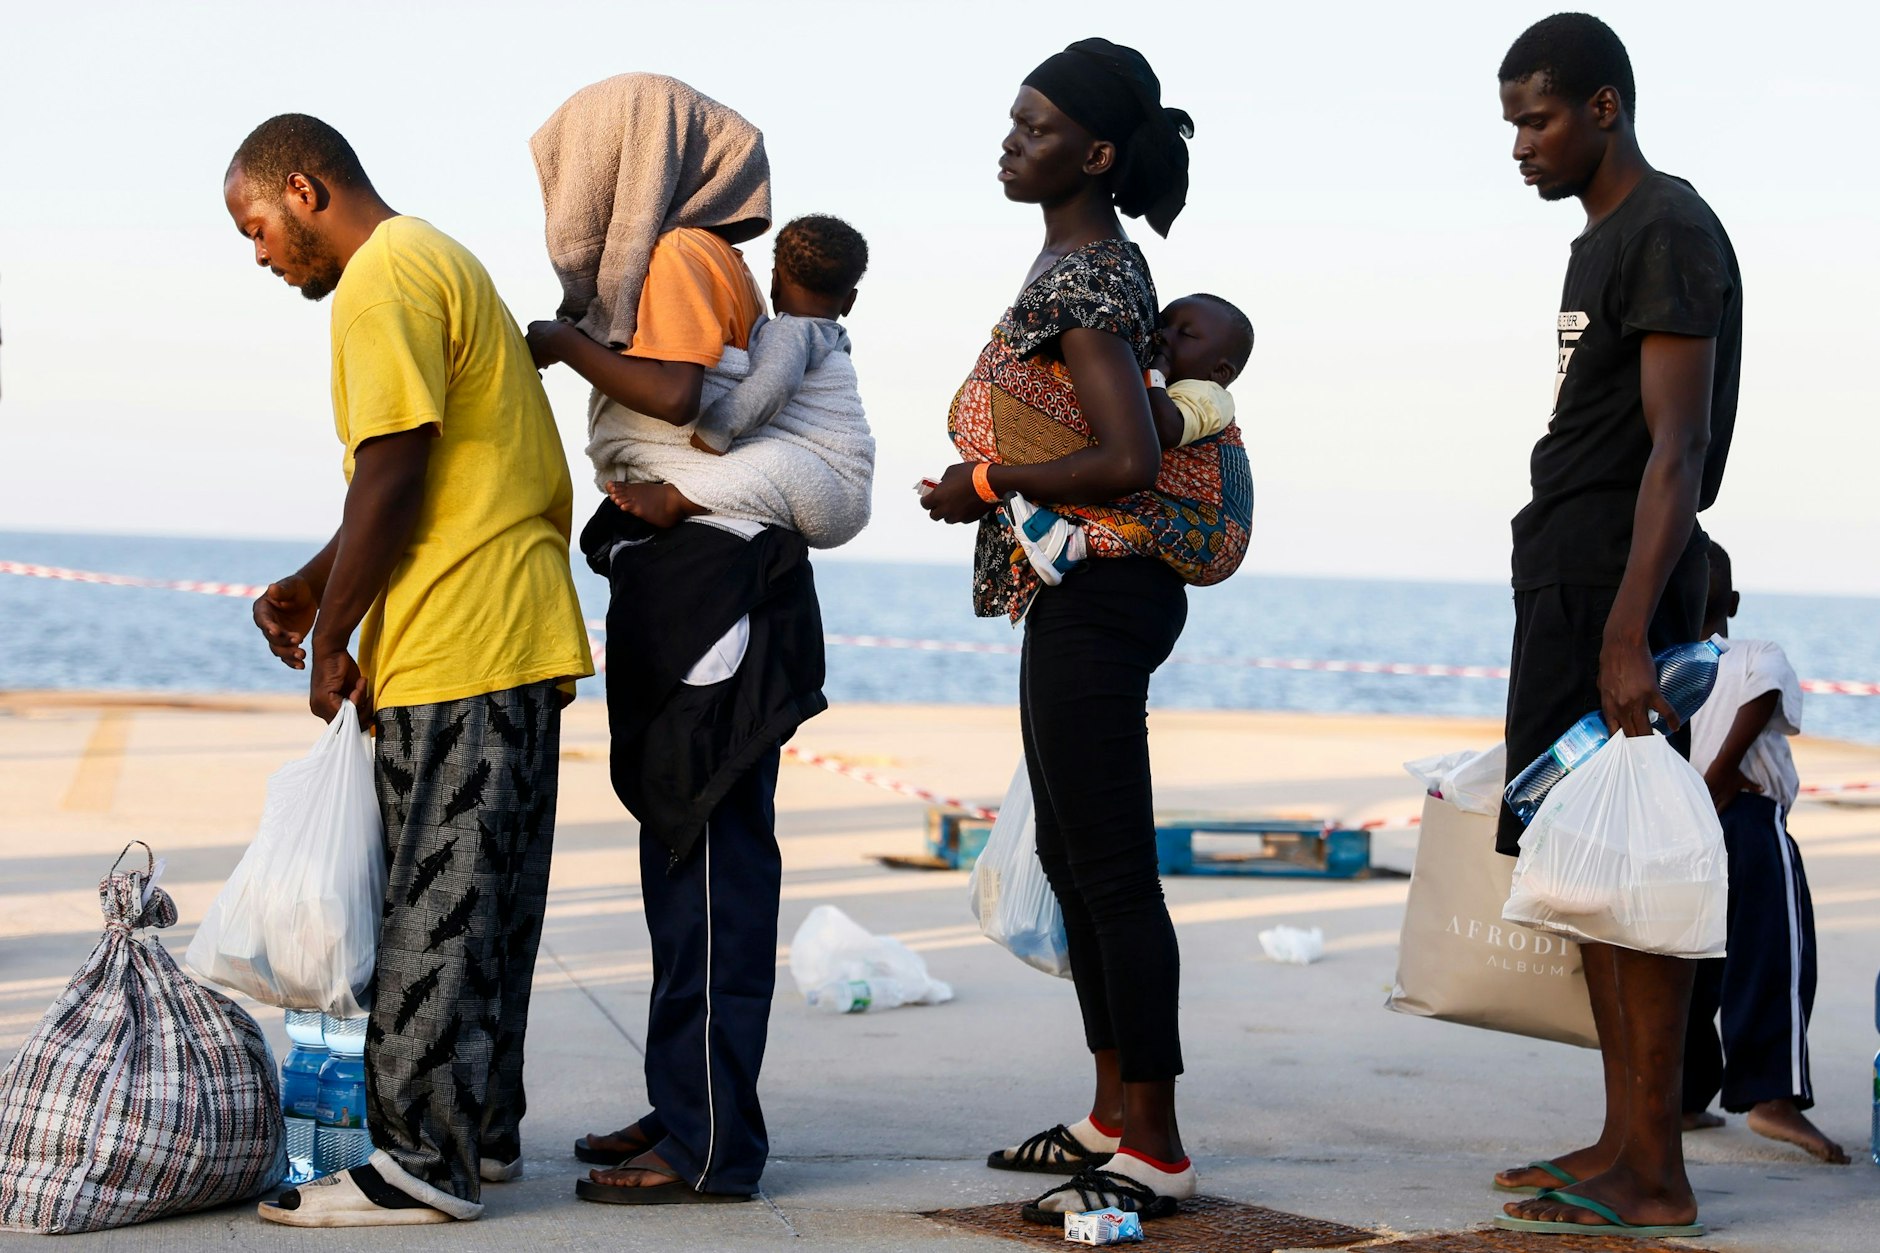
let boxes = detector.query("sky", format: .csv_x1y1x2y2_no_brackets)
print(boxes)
1,0,1874,595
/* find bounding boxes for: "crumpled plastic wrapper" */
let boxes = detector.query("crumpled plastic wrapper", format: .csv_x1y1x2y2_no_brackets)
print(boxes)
1065,1207,1144,1244
1258,924,1325,965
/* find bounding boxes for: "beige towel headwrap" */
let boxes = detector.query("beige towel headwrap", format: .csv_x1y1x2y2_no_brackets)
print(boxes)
531,73,772,349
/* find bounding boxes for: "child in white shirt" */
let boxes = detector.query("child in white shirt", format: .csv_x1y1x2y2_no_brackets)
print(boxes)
1681,542,1845,1163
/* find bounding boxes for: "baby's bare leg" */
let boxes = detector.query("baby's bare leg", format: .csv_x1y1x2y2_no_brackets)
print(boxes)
605,481,710,529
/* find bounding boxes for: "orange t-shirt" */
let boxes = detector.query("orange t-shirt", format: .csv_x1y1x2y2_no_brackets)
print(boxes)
623,227,767,366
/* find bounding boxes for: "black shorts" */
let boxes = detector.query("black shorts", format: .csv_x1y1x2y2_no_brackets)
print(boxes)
1496,545,1709,856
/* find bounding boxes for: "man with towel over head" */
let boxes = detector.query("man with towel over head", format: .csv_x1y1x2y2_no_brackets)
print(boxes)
527,73,831,1207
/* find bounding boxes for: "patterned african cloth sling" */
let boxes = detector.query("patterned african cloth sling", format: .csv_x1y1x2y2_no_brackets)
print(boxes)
949,302,1253,622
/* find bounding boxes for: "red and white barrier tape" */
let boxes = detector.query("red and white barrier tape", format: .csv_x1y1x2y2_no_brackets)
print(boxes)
0,560,269,601
780,745,999,821
8,559,1880,697
817,634,1517,680
817,633,1879,697
1799,779,1880,798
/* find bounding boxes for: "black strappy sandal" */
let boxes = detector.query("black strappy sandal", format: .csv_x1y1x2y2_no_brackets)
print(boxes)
1020,1166,1182,1225
985,1124,1111,1175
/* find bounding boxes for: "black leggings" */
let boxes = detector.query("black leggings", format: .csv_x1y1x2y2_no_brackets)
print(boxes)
1020,557,1188,1083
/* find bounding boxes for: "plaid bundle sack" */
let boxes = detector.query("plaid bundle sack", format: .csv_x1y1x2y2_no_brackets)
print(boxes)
0,844,285,1233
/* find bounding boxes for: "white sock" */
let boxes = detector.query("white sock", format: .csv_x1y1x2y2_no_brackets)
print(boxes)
1103,1148,1198,1199
1066,1116,1122,1154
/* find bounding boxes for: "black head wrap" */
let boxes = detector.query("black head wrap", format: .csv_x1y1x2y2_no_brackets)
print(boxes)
1021,37,1194,237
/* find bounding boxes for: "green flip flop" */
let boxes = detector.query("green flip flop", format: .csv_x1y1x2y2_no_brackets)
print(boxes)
1495,1190,1705,1238
1492,1160,1579,1196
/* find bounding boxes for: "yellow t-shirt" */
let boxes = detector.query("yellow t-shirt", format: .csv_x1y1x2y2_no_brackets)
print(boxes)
622,228,767,366
330,216,593,710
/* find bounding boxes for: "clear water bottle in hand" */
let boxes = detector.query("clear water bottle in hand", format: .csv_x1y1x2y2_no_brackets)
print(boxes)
280,1010,327,1185
1504,637,1728,827
315,1014,373,1175
807,978,908,1014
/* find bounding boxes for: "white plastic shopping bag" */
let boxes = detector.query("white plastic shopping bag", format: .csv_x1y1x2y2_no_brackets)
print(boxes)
1403,742,1507,815
1503,731,1726,958
787,904,953,1011
967,759,1071,978
186,702,386,1015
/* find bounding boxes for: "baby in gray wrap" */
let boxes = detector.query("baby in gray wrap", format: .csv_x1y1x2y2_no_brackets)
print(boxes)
687,213,865,455
596,213,873,544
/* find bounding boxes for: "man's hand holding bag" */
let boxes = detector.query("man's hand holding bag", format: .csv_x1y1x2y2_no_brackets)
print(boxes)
186,701,387,1016
1504,730,1728,959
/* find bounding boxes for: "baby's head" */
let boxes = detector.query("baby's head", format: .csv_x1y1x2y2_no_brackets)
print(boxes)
771,214,869,321
1158,293,1254,388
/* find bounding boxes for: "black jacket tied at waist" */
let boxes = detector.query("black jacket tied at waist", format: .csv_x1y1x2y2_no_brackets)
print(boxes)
581,502,827,865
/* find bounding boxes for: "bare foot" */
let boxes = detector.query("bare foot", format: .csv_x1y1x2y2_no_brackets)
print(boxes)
1746,1099,1850,1164
1492,1145,1610,1193
689,433,727,456
590,1149,682,1188
1502,1166,1697,1229
1682,1110,1726,1131
579,1120,655,1161
606,481,708,529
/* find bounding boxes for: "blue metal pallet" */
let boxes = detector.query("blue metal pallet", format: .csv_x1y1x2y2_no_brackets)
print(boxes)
1154,818,1370,879
925,811,1370,878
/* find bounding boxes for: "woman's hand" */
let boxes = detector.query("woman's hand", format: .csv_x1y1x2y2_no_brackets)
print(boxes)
921,462,999,524
527,320,573,370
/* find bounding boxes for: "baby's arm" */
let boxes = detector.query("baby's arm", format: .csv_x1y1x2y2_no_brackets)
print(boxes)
1146,345,1184,449
1147,382,1186,449
691,318,818,455
1162,380,1235,448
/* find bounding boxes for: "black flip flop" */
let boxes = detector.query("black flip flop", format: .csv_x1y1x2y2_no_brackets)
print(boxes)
1020,1167,1181,1225
986,1124,1109,1175
574,1172,753,1206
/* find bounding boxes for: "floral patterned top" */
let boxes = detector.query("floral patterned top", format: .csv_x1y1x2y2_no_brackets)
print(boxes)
1002,237,1159,366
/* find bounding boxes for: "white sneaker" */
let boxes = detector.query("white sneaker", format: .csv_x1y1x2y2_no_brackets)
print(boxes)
1007,495,1087,587
257,1169,452,1228
479,1156,524,1183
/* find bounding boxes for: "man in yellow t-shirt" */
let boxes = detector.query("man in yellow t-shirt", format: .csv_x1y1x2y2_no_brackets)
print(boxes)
224,113,591,1229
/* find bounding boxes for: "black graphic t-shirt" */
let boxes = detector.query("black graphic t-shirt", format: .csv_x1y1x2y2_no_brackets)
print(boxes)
1512,172,1741,589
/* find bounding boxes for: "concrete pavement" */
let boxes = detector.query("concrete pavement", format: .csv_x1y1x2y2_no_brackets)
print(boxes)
3,693,1877,1249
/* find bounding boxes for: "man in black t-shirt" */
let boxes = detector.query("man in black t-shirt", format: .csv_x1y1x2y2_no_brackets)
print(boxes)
1488,14,1739,1241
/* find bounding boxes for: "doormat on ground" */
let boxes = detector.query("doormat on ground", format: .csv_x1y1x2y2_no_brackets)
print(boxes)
921,1199,1715,1253
921,1196,1373,1250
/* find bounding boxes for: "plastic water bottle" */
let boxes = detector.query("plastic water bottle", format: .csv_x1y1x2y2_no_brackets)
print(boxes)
280,1010,327,1185
315,1014,372,1175
807,978,908,1014
1504,636,1728,826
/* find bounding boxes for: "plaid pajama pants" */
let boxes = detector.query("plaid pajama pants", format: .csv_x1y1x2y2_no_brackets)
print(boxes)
364,680,561,1204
